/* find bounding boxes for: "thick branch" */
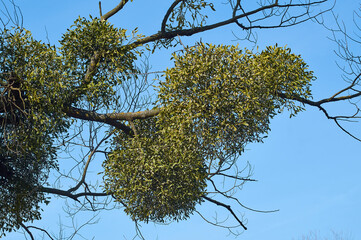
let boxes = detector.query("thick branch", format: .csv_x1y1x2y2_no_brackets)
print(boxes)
41,187,80,202
65,106,160,123
20,223,34,240
105,108,161,120
101,0,129,21
318,91,361,104
64,107,133,134
41,187,109,201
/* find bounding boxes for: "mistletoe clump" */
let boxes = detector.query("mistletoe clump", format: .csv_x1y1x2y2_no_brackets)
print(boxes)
103,117,207,223
103,43,314,224
0,28,67,236
59,17,141,108
159,43,314,168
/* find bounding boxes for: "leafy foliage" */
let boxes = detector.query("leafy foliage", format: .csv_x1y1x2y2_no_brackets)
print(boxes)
166,0,215,31
158,43,314,170
0,1,323,236
0,28,66,236
59,17,140,108
102,43,314,224
0,17,141,236
103,117,207,223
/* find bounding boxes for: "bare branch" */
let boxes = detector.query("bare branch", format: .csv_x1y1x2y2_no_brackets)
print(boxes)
278,91,361,107
20,223,34,240
64,107,133,135
101,0,129,21
195,210,242,230
41,187,110,201
213,173,257,182
203,195,247,230
0,0,23,29
329,73,361,99
67,130,114,193
98,1,102,18
65,106,160,123
209,179,279,214
26,226,54,240
334,118,361,142
278,92,361,141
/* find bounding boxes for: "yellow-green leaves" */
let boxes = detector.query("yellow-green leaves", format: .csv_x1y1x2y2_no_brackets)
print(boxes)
59,17,140,108
0,27,66,236
166,0,215,31
0,17,144,235
159,43,314,168
103,118,207,223
103,43,314,224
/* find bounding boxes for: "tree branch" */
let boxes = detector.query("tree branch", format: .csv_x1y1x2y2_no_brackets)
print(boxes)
67,131,114,193
101,0,130,21
64,107,133,135
161,0,184,33
41,187,109,201
278,92,361,141
130,0,326,47
26,226,54,240
65,106,160,124
20,223,34,240
203,195,247,230
99,1,103,18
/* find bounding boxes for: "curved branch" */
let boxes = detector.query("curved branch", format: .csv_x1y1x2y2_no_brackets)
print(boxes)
209,179,279,214
334,118,361,141
101,0,130,21
279,92,361,141
319,91,361,104
0,0,23,28
203,195,247,230
26,226,54,240
195,210,242,230
278,91,361,107
68,130,114,193
161,0,184,32
20,223,34,240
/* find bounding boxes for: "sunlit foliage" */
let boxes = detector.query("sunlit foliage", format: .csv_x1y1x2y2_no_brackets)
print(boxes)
0,17,140,236
0,5,316,236
0,28,66,236
102,43,314,223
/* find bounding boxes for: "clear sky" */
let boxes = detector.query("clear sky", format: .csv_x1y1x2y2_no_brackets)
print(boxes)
4,0,361,239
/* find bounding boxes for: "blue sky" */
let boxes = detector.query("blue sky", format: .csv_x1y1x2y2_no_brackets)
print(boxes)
4,0,361,239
